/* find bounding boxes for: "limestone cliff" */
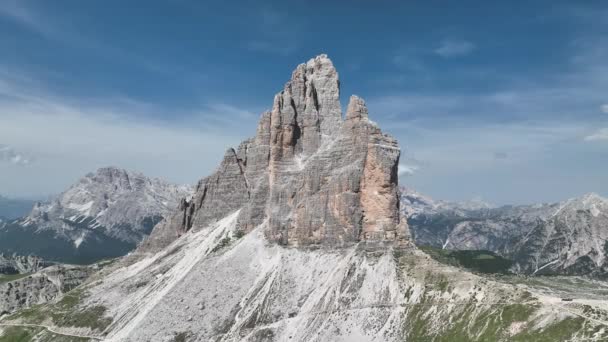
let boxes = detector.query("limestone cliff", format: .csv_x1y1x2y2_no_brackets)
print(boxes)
142,54,407,251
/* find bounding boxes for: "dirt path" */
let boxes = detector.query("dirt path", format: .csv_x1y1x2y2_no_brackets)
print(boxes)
0,322,103,340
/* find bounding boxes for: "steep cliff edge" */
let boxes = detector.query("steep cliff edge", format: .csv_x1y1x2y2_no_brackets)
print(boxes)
142,54,407,252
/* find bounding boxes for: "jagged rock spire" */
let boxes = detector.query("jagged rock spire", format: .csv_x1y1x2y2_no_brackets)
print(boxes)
141,55,408,252
345,95,369,122
269,54,342,158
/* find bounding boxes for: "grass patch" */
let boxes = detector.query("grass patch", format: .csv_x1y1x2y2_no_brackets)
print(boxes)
0,325,90,342
0,273,31,284
420,246,513,274
0,326,40,342
172,331,190,342
404,302,559,341
210,230,247,254
403,300,602,341
511,316,587,342
6,287,112,332
211,235,233,253
53,305,112,331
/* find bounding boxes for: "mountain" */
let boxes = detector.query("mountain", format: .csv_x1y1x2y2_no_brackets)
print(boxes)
406,189,608,277
141,54,407,253
2,55,606,341
0,195,36,220
400,186,494,218
0,167,191,264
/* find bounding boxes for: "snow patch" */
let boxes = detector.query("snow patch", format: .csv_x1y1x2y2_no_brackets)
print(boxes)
66,201,94,216
534,259,560,275
74,233,86,249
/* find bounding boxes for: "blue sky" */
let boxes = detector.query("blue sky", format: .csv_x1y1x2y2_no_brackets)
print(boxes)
0,0,607,204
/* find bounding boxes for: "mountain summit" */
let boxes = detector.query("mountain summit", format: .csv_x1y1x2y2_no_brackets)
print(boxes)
27,166,191,244
143,54,408,251
0,167,191,263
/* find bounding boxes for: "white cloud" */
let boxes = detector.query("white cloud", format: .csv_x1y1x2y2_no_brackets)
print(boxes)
435,39,476,58
601,104,608,114
585,128,608,141
0,70,257,197
0,145,31,165
398,164,419,176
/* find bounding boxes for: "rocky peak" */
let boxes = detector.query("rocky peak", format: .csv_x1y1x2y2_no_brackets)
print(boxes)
269,53,341,159
142,55,408,251
23,166,192,244
345,95,369,123
573,192,607,209
82,166,174,194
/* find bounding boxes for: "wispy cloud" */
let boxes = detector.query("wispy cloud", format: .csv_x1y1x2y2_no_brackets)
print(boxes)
398,164,419,176
0,2,195,79
585,128,608,141
0,145,31,165
601,104,608,114
369,30,608,203
388,39,477,84
434,39,476,58
0,68,256,197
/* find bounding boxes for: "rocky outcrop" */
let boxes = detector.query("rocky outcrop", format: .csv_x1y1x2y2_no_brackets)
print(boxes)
142,54,407,251
0,264,94,315
0,254,52,275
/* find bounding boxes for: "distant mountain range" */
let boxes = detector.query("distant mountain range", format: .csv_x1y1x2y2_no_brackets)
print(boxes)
0,195,36,220
403,187,608,278
3,167,605,278
0,167,191,264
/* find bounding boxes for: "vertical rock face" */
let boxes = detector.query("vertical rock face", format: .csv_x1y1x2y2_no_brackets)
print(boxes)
142,54,407,251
